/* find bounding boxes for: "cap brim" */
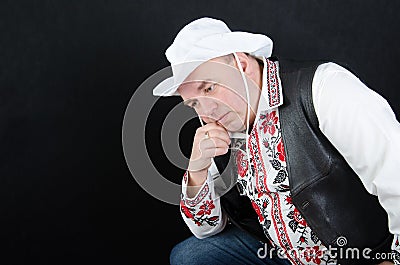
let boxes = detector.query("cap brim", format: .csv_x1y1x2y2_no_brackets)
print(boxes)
152,60,204,97
152,76,180,96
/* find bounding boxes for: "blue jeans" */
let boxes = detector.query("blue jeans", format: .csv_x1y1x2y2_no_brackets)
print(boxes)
170,223,292,265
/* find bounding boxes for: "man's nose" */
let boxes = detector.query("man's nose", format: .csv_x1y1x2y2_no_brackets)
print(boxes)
197,97,217,121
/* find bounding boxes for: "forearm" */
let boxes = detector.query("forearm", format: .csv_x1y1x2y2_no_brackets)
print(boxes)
186,169,208,198
180,166,227,239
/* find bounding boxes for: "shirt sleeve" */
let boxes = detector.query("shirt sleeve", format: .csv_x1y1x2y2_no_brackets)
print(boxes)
179,160,227,239
312,62,400,261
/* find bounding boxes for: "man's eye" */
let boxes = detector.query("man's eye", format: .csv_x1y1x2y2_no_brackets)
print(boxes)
204,84,216,94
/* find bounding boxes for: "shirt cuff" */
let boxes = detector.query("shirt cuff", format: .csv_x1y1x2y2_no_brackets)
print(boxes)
181,160,220,200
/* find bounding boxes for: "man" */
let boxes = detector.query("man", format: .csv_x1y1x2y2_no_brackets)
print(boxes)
153,17,400,265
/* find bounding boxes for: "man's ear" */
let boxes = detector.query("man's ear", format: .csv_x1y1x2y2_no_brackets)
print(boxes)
233,52,250,73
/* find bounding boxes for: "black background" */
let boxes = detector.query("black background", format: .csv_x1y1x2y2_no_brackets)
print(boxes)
1,1,399,264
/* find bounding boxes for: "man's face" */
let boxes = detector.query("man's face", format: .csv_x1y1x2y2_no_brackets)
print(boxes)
177,58,256,132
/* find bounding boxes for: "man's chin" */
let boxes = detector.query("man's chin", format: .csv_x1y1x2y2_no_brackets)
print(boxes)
222,123,246,133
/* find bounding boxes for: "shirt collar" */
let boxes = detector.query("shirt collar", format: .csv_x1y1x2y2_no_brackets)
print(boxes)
258,56,284,112
228,57,283,140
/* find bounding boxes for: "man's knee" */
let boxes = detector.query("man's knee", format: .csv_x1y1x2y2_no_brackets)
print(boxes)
169,241,185,265
169,238,208,265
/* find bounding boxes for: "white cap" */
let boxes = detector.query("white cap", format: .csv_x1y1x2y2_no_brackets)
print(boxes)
153,17,273,96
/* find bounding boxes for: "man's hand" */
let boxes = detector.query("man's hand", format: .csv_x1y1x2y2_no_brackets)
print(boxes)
185,123,230,197
378,261,394,265
188,122,230,173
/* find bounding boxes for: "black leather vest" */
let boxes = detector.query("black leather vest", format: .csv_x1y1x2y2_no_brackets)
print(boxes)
216,58,393,265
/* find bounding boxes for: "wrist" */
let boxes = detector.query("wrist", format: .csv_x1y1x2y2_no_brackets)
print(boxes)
187,158,212,173
187,168,208,187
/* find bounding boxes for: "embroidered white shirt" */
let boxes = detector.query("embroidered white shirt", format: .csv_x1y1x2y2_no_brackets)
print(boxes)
179,60,400,264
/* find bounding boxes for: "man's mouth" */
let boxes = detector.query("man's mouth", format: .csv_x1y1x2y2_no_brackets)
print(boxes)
217,112,229,123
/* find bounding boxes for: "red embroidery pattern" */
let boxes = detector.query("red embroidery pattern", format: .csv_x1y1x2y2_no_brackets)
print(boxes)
236,151,248,178
197,200,215,216
260,111,279,135
277,140,286,162
259,110,288,188
249,129,269,194
184,183,210,207
271,193,304,265
183,171,188,184
304,246,324,264
393,235,400,263
180,199,219,227
248,129,303,265
251,200,265,222
266,59,281,107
